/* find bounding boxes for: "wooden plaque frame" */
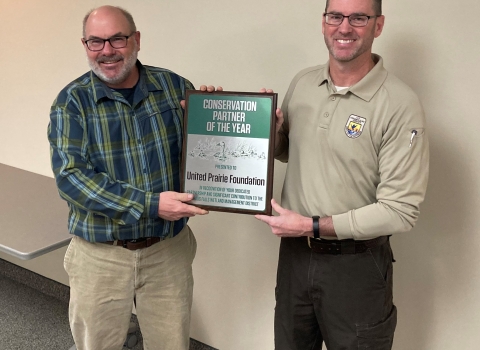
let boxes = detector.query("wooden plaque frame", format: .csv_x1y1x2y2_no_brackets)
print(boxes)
181,90,277,215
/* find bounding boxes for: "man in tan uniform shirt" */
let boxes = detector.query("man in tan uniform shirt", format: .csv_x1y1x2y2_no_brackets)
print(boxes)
256,0,428,349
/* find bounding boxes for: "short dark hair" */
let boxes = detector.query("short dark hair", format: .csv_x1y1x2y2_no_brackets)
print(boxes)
325,0,382,15
82,6,137,38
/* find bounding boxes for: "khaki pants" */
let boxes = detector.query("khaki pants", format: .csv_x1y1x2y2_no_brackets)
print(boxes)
64,226,196,350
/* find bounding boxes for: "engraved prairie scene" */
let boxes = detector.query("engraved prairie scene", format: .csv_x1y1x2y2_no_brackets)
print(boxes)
187,136,267,163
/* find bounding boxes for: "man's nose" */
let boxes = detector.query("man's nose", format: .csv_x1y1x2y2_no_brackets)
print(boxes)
338,17,353,33
102,40,115,54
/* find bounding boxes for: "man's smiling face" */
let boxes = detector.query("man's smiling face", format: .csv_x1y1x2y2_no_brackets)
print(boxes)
83,6,140,88
322,0,384,63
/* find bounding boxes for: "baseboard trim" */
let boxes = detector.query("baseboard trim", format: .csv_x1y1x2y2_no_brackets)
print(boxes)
0,258,218,350
0,258,69,303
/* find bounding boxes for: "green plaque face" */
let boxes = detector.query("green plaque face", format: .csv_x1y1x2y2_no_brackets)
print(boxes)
181,90,277,215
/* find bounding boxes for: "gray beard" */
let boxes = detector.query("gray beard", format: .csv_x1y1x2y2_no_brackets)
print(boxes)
88,50,138,86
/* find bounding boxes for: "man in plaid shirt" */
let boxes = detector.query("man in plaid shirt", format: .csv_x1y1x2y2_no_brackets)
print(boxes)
48,5,219,350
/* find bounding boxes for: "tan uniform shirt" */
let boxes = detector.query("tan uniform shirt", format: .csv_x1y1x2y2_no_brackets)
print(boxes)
276,55,429,240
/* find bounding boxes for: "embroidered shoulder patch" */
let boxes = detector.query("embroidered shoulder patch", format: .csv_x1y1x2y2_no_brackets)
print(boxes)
344,115,366,139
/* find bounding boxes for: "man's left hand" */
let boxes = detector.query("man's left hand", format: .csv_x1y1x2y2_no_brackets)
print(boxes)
255,199,312,238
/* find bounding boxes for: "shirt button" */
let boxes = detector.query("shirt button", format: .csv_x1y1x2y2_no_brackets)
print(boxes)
324,112,330,118
330,96,336,101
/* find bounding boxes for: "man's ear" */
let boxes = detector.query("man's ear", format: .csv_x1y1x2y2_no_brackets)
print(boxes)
135,31,141,51
374,15,385,38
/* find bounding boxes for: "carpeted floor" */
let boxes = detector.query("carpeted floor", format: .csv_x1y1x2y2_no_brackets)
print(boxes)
0,259,217,350
0,275,74,350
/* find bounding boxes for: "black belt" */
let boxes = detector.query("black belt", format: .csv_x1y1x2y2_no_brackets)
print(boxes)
307,236,389,255
102,237,163,250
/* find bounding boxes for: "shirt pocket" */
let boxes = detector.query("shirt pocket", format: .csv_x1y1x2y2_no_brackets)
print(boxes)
136,106,181,137
408,127,425,149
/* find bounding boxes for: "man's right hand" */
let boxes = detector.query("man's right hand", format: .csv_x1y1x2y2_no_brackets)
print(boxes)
260,88,284,140
158,191,208,221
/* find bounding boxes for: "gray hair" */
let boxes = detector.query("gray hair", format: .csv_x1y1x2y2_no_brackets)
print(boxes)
82,6,137,38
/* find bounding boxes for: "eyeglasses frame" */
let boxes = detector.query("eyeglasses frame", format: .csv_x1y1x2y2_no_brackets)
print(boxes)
323,13,380,27
83,32,137,52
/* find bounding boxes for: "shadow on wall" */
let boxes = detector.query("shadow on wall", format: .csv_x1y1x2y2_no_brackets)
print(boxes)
391,134,472,349
387,38,473,349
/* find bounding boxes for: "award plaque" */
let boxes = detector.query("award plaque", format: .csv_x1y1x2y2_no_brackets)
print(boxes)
181,90,277,215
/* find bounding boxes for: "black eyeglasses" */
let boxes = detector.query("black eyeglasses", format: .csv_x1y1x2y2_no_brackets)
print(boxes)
324,13,379,27
83,32,136,51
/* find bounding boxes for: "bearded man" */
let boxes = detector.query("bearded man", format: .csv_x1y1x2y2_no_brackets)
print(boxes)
48,6,219,350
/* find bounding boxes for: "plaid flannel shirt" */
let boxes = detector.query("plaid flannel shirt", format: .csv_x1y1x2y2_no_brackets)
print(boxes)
48,61,194,242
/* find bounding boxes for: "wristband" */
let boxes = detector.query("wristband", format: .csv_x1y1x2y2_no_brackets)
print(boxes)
312,216,320,239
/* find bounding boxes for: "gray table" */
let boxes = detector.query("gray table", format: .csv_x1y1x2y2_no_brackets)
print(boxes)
0,163,71,260
0,163,138,349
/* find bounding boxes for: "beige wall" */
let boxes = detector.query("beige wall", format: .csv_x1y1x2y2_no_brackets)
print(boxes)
1,0,479,349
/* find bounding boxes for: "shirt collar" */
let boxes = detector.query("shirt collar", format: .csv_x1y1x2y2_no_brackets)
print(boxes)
318,54,388,101
90,60,161,104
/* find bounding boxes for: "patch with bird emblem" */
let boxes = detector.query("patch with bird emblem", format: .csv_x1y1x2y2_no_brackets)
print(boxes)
344,115,366,139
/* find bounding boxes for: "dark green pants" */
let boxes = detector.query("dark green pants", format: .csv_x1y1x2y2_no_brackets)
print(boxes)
274,236,397,350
